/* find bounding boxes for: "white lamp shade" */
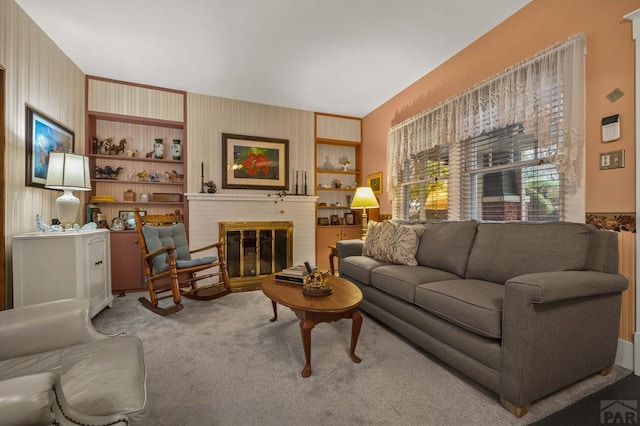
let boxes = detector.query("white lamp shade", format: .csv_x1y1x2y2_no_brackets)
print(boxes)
350,187,379,209
45,152,91,191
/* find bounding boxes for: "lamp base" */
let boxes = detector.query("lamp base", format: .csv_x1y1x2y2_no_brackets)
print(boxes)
360,209,369,240
55,190,80,228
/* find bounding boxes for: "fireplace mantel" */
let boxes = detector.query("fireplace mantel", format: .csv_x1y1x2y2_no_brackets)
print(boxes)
186,193,318,279
186,193,317,203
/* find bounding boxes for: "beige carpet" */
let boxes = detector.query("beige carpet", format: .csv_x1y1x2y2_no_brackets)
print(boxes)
92,290,630,425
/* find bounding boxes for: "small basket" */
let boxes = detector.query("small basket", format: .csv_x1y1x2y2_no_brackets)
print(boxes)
123,190,136,202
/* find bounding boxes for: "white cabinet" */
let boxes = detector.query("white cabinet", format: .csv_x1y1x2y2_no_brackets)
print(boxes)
12,229,113,318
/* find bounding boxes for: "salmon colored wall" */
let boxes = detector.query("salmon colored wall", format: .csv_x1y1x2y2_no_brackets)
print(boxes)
363,0,638,216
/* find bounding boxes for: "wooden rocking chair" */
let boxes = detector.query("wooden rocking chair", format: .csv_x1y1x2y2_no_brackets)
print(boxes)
133,208,231,315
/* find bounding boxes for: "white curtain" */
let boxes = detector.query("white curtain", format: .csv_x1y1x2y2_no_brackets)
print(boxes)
387,33,586,201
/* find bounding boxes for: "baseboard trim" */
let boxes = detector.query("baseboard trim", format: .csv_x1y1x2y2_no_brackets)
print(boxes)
615,337,635,371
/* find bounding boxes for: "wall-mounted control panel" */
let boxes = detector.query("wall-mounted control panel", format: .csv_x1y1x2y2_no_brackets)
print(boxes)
599,150,625,170
601,114,620,142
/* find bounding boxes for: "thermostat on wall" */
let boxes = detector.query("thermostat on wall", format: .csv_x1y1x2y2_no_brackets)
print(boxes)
602,114,620,142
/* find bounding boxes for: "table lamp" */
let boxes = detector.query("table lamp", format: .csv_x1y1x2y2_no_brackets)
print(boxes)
350,186,379,240
45,152,92,227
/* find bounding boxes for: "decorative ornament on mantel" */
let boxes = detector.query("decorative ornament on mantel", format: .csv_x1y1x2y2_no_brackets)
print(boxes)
203,181,217,193
268,190,289,203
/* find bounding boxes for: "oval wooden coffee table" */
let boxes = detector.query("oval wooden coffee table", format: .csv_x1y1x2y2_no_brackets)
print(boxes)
261,274,363,377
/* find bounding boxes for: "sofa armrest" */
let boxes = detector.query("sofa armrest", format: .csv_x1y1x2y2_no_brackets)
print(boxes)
505,270,628,304
0,372,133,426
0,373,57,425
0,299,106,360
336,239,364,259
500,270,627,409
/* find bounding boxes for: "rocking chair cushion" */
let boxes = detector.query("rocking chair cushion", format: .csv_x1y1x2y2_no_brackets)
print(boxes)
142,223,192,275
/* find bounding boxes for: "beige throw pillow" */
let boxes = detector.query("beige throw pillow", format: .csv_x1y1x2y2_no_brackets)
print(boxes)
364,221,425,266
362,220,382,257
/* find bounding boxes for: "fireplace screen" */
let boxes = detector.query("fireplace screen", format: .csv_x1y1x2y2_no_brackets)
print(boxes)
220,221,292,291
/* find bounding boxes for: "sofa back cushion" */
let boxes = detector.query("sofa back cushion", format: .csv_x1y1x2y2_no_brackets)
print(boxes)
465,222,590,284
415,220,478,277
585,225,619,274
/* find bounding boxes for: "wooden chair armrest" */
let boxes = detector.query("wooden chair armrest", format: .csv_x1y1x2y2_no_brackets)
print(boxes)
144,245,175,261
190,242,223,255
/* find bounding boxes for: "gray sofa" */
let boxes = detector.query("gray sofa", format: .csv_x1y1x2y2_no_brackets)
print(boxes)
337,220,628,417
0,298,148,425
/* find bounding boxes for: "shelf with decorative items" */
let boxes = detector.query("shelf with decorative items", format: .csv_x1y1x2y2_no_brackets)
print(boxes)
86,111,187,229
314,112,363,270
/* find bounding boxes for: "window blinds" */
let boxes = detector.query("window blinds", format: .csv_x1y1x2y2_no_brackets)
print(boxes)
389,34,585,222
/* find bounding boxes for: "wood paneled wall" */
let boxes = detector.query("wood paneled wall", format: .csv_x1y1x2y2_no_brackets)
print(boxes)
187,93,315,195
88,77,184,122
1,1,86,308
618,231,636,342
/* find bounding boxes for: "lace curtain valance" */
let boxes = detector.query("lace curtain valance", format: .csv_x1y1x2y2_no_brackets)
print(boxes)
387,33,586,201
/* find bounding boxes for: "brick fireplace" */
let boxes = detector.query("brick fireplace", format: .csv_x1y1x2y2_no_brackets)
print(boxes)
186,193,317,291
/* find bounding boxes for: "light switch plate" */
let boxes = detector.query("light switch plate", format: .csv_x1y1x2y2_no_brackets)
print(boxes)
600,150,625,170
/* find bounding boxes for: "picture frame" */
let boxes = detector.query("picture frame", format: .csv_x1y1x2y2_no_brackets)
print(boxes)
367,172,383,195
25,105,75,188
119,210,145,230
222,133,289,190
330,214,340,225
344,212,355,225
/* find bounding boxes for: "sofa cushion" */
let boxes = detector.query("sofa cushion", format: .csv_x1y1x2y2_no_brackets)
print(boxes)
415,279,504,338
369,221,425,266
0,336,146,416
340,256,389,286
465,222,590,284
370,265,460,304
415,220,478,276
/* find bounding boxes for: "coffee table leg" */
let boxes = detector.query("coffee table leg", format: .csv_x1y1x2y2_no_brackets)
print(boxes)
269,301,278,322
300,318,314,377
350,310,362,363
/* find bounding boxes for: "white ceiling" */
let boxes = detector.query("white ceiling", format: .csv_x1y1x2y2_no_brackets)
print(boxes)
15,0,530,117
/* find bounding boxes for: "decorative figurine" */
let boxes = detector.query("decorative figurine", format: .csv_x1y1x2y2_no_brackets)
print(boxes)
137,170,148,181
35,214,52,232
204,181,217,193
95,165,123,179
149,171,159,182
110,138,127,156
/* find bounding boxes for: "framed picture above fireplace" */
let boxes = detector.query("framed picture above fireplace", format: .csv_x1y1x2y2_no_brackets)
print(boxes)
222,133,289,190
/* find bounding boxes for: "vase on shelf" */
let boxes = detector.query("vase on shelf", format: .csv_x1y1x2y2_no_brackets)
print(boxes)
153,138,164,159
322,156,333,170
171,139,182,160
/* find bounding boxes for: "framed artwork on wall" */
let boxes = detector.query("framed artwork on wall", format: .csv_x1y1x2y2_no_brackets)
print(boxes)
222,133,289,190
367,172,383,195
344,212,355,225
25,105,74,188
119,210,145,230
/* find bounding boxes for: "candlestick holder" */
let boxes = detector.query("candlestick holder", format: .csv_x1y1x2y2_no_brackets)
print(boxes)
200,174,205,193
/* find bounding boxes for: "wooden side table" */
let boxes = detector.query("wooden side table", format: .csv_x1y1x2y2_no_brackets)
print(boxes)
329,245,337,275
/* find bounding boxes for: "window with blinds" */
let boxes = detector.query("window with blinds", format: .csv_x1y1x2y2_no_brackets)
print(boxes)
396,145,449,220
396,124,563,222
460,125,562,221
393,34,581,223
